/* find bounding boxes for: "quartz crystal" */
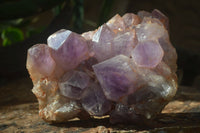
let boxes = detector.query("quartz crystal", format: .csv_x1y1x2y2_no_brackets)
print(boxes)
26,9,178,124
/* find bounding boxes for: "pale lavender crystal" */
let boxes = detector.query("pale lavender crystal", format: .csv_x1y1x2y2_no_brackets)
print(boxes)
48,29,89,72
136,22,167,42
48,29,72,50
112,30,137,56
122,13,141,28
92,24,115,62
59,71,90,100
138,9,169,30
26,9,178,124
132,41,164,68
26,44,56,80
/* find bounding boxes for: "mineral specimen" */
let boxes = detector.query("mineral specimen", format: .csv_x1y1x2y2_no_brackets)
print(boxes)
26,9,178,124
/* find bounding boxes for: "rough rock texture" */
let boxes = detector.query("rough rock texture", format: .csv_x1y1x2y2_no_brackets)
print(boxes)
26,9,178,124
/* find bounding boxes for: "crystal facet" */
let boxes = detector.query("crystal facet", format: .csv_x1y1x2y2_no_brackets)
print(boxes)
26,9,178,124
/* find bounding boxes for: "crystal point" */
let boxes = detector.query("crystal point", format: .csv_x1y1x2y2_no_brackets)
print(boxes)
122,13,141,28
48,29,72,50
132,41,164,68
106,14,125,32
26,44,56,80
93,55,138,101
50,32,89,72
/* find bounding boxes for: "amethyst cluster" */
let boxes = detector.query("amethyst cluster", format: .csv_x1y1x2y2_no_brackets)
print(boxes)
26,9,178,124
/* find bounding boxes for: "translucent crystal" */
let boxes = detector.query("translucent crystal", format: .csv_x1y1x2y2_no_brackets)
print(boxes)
26,9,178,124
49,30,89,72
132,40,164,68
152,9,169,30
93,55,140,102
122,13,141,28
92,24,115,62
26,44,56,80
59,71,90,100
112,29,137,56
136,22,167,42
48,29,72,50
106,14,125,32
81,83,112,116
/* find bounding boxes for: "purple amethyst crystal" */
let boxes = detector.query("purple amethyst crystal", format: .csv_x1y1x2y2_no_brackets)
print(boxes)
48,29,89,72
59,70,90,100
26,9,178,124
132,40,164,68
93,55,140,102
81,83,112,116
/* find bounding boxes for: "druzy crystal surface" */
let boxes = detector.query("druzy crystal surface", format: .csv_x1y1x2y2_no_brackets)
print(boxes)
26,9,178,124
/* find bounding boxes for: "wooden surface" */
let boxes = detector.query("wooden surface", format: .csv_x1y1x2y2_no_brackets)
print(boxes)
0,78,200,133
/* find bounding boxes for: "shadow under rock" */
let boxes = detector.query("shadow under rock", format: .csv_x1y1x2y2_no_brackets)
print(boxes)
52,117,148,131
51,112,200,131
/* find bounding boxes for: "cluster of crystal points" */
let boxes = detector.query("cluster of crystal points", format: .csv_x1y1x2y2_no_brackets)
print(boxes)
26,9,178,124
